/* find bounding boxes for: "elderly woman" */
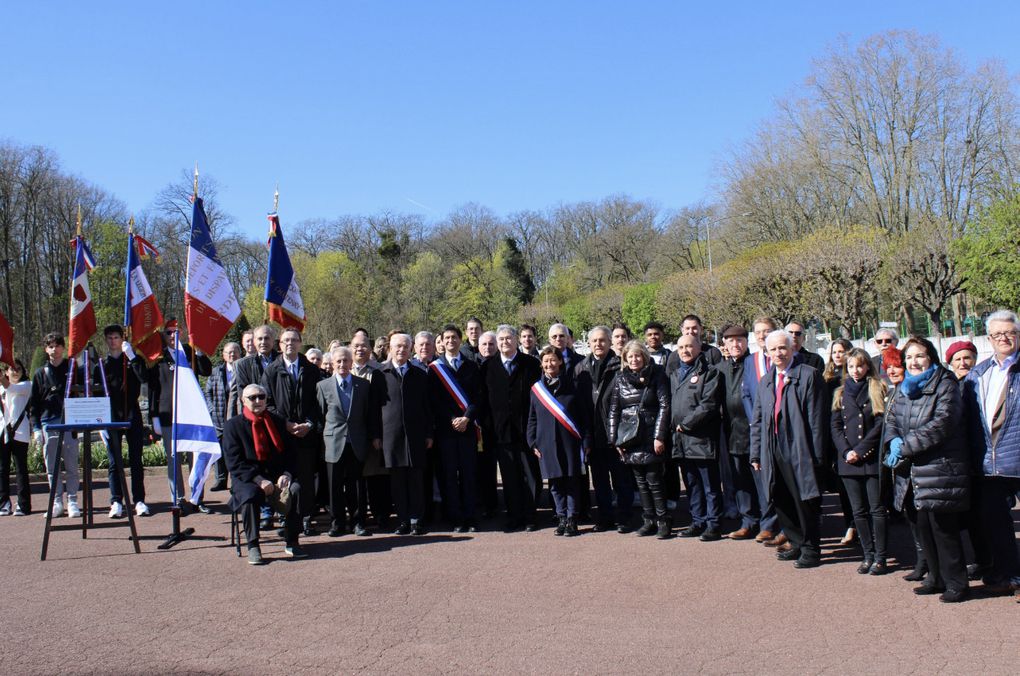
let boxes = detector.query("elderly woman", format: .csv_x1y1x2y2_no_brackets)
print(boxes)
884,337,971,602
945,341,978,382
527,346,591,536
607,340,671,538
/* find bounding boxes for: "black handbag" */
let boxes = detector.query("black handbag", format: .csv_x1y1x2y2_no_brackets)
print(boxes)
616,410,642,448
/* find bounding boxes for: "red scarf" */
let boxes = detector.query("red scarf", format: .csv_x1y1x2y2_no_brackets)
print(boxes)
242,407,285,462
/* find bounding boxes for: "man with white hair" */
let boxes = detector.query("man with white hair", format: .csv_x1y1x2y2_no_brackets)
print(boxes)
411,331,436,371
871,328,899,376
548,323,581,373
750,329,827,569
963,309,1020,596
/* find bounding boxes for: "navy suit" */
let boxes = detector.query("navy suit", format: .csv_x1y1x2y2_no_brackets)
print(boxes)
429,355,482,526
378,361,434,526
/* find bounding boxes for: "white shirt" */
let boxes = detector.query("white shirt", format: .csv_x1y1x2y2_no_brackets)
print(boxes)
0,381,32,443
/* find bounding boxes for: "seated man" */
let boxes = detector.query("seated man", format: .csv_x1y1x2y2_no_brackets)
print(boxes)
223,384,306,564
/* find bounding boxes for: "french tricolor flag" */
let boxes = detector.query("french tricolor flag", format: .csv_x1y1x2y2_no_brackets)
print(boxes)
124,232,166,362
264,213,305,331
184,197,240,355
67,235,97,357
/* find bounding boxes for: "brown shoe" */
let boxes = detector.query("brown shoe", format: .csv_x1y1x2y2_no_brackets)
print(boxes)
765,533,789,548
755,530,774,543
776,541,793,553
727,527,756,540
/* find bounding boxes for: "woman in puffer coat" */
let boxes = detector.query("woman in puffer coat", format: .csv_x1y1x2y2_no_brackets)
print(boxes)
884,336,971,603
607,340,671,538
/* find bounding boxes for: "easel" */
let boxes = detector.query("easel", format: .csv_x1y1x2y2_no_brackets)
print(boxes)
40,420,139,560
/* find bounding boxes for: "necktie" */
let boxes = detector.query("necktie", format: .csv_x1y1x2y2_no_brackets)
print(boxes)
399,364,407,378
765,355,772,372
504,360,513,375
339,379,351,417
774,371,785,430
291,363,298,381
452,357,460,371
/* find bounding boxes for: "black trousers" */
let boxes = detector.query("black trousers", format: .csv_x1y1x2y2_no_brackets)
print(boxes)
477,429,499,514
390,466,425,525
663,457,682,503
769,439,821,559
980,476,1020,585
359,474,392,527
106,411,146,505
495,441,537,523
916,509,968,592
728,453,760,530
590,446,634,526
964,477,992,570
0,438,30,512
294,444,317,520
842,474,887,560
327,449,363,531
438,434,478,524
241,480,302,547
423,445,444,523
632,462,667,519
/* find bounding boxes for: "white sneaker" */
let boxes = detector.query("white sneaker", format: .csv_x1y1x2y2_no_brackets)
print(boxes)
13,505,25,516
52,500,65,518
67,499,82,519
0,500,11,516
109,502,124,519
135,501,151,517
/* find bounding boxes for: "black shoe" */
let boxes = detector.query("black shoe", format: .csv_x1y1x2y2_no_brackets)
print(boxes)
283,543,308,559
794,556,821,569
247,546,265,565
454,524,468,533
777,548,802,561
303,519,318,537
903,563,928,582
869,560,888,576
524,522,539,532
503,519,524,533
966,563,992,581
678,524,705,538
410,523,427,536
857,559,874,575
699,529,722,542
196,502,213,515
564,518,579,537
353,524,371,537
178,501,195,516
591,521,613,533
636,519,656,537
327,528,344,538
466,523,478,533
209,482,227,492
393,522,411,535
656,519,673,540
913,584,945,596
939,588,969,603
554,518,567,536
616,523,633,534
259,518,273,531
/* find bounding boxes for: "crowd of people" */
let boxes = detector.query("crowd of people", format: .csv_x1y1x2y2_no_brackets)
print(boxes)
0,312,1017,602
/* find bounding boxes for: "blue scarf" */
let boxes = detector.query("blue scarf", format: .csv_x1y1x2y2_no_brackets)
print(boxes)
900,365,937,400
677,360,695,383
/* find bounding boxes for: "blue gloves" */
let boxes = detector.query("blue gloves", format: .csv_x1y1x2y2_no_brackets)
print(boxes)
884,437,904,468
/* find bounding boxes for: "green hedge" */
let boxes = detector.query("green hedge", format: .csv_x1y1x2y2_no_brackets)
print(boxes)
26,441,169,474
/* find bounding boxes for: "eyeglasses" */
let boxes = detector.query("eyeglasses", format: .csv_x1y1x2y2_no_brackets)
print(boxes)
990,331,1019,341
789,331,803,337
245,394,267,402
875,338,893,345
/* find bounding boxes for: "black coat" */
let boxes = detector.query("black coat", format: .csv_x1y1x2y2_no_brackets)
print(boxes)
607,364,671,465
749,363,826,501
378,361,434,468
222,410,295,511
884,366,970,512
716,354,751,456
830,380,884,477
669,355,723,461
796,349,825,373
527,376,591,479
261,354,323,447
29,359,85,428
93,353,147,421
428,355,482,440
147,343,212,420
230,351,280,417
573,352,620,450
480,352,542,446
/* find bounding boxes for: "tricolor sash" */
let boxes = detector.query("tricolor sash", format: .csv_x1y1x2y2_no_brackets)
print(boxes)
429,360,471,413
531,380,582,440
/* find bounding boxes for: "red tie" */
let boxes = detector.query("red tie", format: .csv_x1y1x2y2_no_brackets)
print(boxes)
774,371,785,429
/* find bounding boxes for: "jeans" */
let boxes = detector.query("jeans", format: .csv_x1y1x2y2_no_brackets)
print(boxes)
43,426,79,501
106,410,146,505
549,475,580,518
680,458,723,529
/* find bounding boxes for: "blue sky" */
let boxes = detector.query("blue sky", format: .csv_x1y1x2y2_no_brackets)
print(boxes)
4,2,1019,239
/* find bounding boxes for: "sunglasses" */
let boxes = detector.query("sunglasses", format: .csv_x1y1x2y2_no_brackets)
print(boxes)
789,331,803,337
246,394,267,402
875,338,893,345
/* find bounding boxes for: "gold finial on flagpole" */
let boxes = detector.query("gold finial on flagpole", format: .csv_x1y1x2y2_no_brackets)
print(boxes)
128,215,135,234
274,183,279,213
76,203,82,236
193,162,199,198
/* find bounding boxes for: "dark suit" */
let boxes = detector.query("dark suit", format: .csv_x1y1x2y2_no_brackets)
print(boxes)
231,351,280,417
481,352,542,525
351,362,392,526
378,361,434,525
94,352,147,506
796,349,825,373
222,411,301,547
429,354,482,525
316,374,380,532
261,354,323,521
204,362,236,489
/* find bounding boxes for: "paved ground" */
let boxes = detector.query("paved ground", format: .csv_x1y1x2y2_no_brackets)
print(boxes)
1,474,1016,675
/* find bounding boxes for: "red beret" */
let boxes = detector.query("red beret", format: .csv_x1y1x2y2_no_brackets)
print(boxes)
945,340,977,363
